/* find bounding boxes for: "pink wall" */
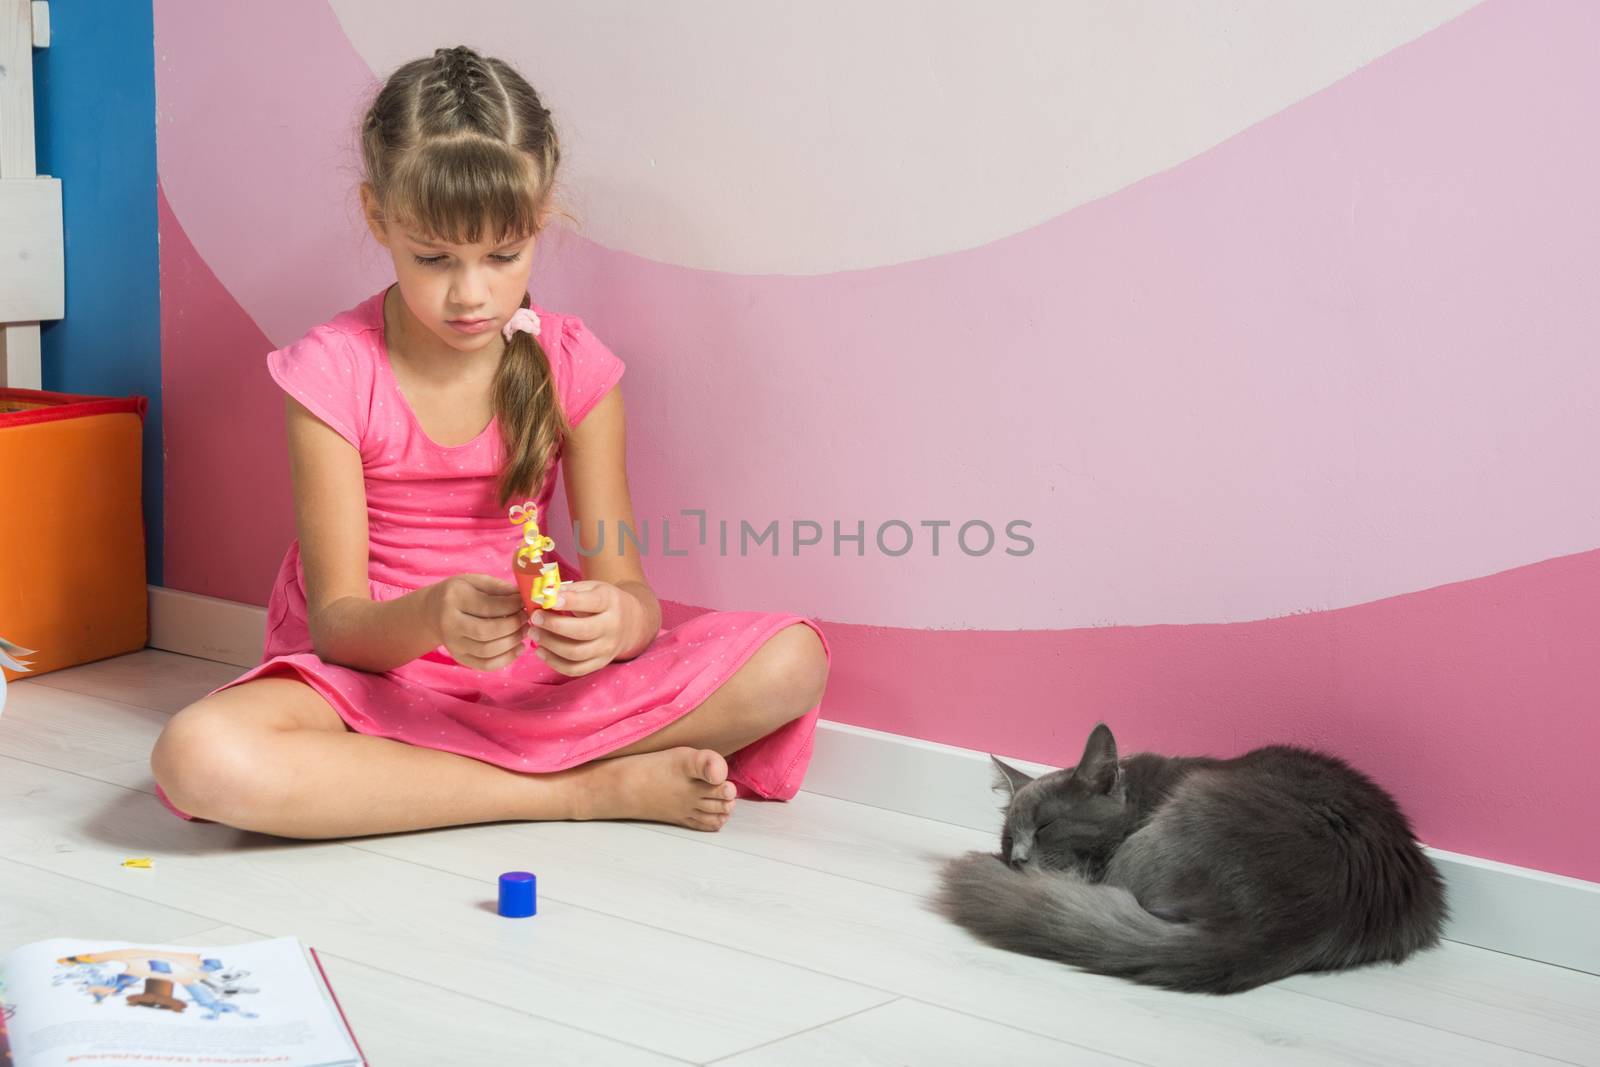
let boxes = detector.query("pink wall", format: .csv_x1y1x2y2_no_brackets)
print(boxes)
156,1,1600,880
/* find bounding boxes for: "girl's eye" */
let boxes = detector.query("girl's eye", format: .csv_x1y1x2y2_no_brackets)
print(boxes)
411,253,522,267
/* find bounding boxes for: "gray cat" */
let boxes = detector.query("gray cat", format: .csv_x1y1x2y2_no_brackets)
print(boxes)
934,723,1446,994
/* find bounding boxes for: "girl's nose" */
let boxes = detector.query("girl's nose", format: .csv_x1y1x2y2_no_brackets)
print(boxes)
449,271,489,308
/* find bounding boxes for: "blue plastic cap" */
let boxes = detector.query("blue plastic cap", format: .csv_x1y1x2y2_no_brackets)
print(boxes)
498,870,537,918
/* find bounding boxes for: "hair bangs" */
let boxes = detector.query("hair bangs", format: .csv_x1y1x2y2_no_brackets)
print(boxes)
387,137,544,246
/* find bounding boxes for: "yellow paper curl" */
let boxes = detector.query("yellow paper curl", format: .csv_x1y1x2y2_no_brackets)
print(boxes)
509,500,564,610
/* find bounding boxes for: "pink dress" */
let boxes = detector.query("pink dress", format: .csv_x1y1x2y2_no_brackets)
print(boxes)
157,288,830,820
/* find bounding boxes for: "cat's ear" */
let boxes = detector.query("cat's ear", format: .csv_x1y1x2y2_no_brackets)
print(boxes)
1074,723,1123,797
990,755,1034,798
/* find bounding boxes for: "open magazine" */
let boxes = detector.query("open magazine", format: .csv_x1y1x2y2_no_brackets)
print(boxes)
0,936,365,1067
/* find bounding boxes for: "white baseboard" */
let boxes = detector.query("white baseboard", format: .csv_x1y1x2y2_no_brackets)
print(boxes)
1418,848,1600,976
148,584,265,669
146,584,1600,976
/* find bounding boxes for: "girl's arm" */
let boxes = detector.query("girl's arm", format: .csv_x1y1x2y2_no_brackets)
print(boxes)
560,385,661,661
287,395,442,672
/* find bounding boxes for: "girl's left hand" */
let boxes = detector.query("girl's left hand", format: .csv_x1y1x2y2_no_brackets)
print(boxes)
526,580,635,677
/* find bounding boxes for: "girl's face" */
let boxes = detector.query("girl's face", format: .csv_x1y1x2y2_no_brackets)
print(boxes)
361,186,539,358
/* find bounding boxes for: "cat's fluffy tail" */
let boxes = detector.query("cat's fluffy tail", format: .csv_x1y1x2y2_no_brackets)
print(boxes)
934,851,1278,994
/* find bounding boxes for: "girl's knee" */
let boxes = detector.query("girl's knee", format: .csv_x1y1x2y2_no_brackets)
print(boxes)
757,624,829,721
150,702,272,824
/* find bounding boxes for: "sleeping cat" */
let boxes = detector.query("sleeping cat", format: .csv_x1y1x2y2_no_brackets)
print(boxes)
934,723,1446,994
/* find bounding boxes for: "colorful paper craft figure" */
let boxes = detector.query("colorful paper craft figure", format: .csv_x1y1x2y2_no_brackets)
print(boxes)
509,501,568,612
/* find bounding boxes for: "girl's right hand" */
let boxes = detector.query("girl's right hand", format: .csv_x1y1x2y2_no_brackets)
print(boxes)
428,574,531,672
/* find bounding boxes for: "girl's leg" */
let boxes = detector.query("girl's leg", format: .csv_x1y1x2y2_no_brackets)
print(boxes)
150,623,827,840
150,676,736,839
602,622,830,759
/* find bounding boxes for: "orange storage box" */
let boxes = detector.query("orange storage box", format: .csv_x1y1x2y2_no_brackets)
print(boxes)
0,388,150,681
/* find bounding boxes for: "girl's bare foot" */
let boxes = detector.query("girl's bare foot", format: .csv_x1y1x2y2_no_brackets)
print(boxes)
573,746,738,831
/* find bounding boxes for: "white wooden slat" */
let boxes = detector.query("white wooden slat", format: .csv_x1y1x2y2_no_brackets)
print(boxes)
641,787,994,896
29,1,47,49
0,321,42,389
0,177,64,321
1,0,38,178
0,856,222,951
2,1,54,389
14,648,241,716
1282,944,1600,1067
0,678,169,774
712,998,1125,1067
167,925,688,1067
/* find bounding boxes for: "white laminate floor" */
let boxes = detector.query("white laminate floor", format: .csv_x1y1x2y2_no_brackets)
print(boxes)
2,650,1596,1066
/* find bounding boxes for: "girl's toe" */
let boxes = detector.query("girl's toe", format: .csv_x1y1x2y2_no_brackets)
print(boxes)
695,749,730,786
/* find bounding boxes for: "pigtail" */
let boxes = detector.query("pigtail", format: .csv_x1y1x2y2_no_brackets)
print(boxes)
493,294,570,508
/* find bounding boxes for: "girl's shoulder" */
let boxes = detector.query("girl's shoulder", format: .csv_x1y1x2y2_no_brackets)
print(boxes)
527,303,619,363
326,289,387,337
275,290,385,366
313,289,386,352
527,303,627,428
525,302,591,350
264,291,386,452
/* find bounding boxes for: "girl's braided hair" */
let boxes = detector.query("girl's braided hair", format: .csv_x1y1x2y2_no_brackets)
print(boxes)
361,45,567,507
